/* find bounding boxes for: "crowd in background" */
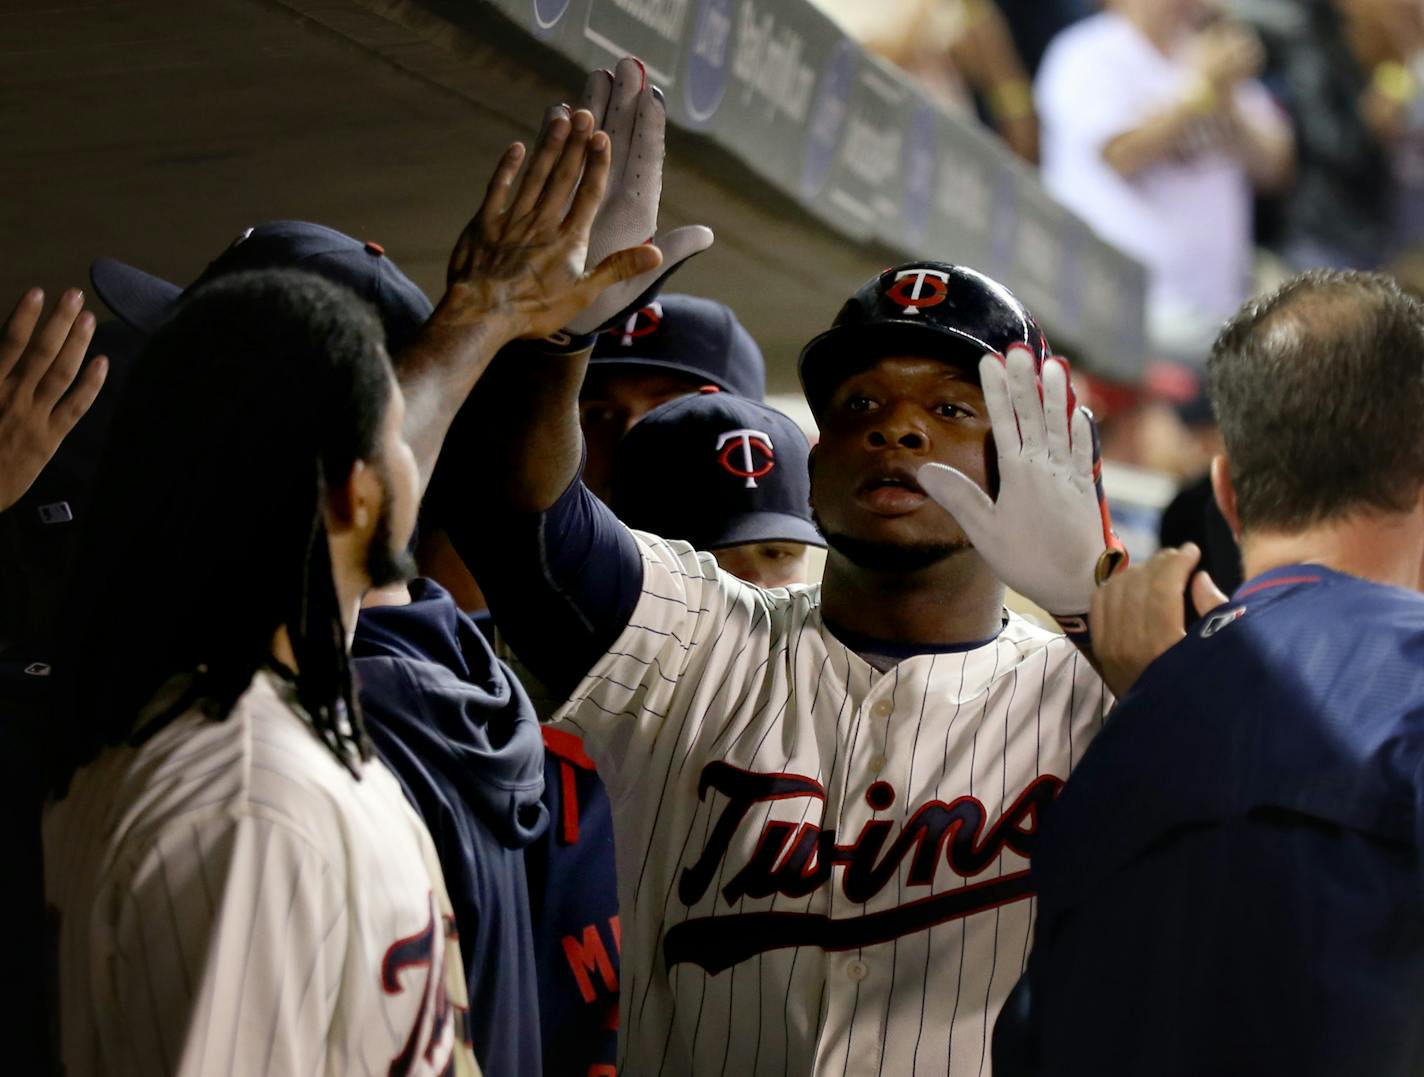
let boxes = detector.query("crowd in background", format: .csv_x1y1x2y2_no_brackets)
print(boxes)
821,0,1424,502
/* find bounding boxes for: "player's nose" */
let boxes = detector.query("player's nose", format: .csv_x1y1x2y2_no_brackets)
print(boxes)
865,402,929,452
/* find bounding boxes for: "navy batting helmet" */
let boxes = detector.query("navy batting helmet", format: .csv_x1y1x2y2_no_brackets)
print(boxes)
798,262,1049,419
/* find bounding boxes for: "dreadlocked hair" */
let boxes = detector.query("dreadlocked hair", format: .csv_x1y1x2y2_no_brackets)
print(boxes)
54,268,393,789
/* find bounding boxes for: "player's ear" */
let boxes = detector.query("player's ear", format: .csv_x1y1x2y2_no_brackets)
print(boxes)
326,459,379,536
1210,454,1241,539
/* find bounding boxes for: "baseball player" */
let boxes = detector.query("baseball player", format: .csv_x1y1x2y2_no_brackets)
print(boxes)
414,56,1124,1076
42,87,685,1074
996,269,1424,1076
610,390,824,588
580,292,767,500
444,245,1122,1073
43,270,478,1076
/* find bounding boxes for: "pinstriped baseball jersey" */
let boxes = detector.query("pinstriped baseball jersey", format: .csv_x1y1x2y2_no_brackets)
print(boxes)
43,670,480,1077
553,533,1112,1076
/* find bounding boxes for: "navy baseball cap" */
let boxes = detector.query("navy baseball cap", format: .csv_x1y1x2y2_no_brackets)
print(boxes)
611,391,824,550
90,220,433,353
591,293,766,401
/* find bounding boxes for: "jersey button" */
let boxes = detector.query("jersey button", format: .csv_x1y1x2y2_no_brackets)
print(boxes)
869,753,887,772
847,959,869,982
870,699,892,719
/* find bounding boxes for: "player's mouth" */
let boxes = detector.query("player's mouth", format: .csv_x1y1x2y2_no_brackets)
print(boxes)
854,465,929,515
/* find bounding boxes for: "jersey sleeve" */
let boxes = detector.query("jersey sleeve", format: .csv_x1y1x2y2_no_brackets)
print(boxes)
550,529,769,783
102,810,347,1076
450,471,644,697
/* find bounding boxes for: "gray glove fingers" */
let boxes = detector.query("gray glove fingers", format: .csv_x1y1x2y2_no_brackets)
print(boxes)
1041,356,1072,463
977,353,1019,458
1071,405,1094,481
917,462,996,541
580,68,614,129
1004,345,1046,456
625,84,667,235
604,57,646,186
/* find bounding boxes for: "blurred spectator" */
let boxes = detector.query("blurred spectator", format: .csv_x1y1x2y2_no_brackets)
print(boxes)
818,0,1042,161
1242,0,1419,269
1036,0,1294,367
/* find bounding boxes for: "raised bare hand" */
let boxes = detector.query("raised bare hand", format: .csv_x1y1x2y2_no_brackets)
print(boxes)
441,106,664,342
0,287,108,512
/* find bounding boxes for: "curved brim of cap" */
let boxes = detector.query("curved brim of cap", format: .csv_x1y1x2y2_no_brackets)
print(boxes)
90,257,184,336
701,511,825,551
797,320,992,414
586,355,735,393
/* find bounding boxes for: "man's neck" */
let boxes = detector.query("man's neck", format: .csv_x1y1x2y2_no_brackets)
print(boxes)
1241,510,1424,593
819,549,1007,645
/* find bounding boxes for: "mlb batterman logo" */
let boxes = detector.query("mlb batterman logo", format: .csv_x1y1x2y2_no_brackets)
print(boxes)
716,428,775,488
611,300,664,347
885,267,951,315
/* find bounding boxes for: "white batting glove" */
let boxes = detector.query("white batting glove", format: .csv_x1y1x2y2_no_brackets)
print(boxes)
918,346,1122,618
564,57,714,336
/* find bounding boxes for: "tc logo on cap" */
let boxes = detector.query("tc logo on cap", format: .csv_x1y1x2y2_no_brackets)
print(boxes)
885,267,950,315
612,300,664,347
716,428,775,488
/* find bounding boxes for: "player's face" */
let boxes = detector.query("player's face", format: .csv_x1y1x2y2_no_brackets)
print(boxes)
811,356,991,560
713,541,812,589
579,367,707,500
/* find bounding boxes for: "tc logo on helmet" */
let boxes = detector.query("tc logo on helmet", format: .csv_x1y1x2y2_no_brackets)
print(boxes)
611,300,664,347
716,428,775,488
885,268,950,315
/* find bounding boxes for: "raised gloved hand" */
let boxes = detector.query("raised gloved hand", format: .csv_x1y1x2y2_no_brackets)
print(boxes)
917,346,1127,621
564,57,714,336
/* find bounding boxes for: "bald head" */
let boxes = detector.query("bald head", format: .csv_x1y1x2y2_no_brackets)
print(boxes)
1208,269,1424,533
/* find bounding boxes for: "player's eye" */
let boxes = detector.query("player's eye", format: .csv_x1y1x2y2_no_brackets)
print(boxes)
846,395,878,413
580,404,623,427
934,402,972,420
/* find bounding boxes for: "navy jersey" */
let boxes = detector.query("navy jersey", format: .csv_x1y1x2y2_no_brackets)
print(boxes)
997,565,1424,1076
527,728,621,1077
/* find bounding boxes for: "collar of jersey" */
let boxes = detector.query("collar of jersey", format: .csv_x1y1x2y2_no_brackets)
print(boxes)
823,615,1006,660
1232,563,1327,602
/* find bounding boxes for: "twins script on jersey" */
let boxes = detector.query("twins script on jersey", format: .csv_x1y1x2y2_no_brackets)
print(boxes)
44,671,479,1077
555,534,1111,1076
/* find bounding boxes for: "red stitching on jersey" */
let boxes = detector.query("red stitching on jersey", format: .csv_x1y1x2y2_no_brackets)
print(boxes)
1235,574,1321,598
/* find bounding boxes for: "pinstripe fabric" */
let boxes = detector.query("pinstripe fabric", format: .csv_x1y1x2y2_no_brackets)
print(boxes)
44,671,480,1077
554,533,1111,1076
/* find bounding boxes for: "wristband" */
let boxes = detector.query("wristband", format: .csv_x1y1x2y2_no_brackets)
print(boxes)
534,328,597,355
988,80,1034,122
1183,76,1218,114
1374,61,1417,104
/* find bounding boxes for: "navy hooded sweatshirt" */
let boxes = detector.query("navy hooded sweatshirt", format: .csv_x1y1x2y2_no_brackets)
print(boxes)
354,578,549,1077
